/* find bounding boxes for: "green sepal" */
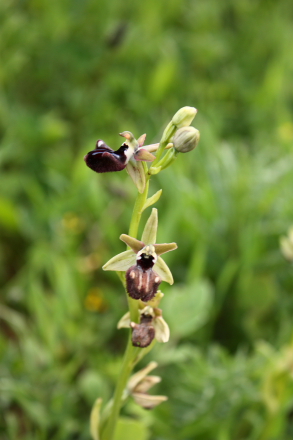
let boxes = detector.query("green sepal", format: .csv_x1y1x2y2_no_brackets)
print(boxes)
154,256,174,284
141,208,158,244
102,250,136,271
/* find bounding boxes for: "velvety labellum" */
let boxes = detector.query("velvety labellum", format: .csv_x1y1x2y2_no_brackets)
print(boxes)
84,140,129,173
131,315,155,347
126,253,161,302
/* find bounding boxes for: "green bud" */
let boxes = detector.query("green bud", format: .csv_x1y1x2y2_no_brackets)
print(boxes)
173,126,200,153
172,106,197,128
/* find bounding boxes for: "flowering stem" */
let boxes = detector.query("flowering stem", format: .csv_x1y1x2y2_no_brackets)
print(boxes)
101,174,150,440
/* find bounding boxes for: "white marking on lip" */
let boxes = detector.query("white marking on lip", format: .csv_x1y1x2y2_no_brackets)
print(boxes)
97,140,104,147
124,146,135,162
155,276,160,283
138,272,142,291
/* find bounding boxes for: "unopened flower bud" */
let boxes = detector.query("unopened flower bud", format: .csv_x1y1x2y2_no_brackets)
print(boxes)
173,126,200,153
172,106,197,128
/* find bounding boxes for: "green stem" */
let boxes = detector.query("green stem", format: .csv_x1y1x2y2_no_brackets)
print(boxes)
101,176,150,440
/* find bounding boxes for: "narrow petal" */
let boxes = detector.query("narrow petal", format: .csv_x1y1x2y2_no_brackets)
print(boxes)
132,393,168,409
154,316,170,343
141,208,158,245
120,234,144,253
137,133,147,148
154,243,178,256
117,312,131,329
102,250,136,271
127,361,158,392
134,148,156,162
126,161,146,194
154,256,174,284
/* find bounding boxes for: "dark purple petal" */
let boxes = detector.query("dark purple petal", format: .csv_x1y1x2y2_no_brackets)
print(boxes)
84,140,130,173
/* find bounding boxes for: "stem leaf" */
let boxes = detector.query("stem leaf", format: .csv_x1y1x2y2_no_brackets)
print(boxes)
142,189,162,212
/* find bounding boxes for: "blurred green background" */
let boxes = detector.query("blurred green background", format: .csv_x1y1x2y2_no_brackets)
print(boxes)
1,0,293,439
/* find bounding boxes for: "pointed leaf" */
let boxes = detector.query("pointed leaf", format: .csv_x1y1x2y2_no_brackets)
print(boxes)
141,208,158,244
102,250,136,271
126,161,146,194
120,234,144,252
142,190,162,212
154,242,177,256
90,398,102,440
154,257,174,284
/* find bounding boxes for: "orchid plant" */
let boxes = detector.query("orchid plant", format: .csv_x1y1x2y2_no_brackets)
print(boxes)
85,107,200,440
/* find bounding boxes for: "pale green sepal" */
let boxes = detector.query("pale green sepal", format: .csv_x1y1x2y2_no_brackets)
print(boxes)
120,234,144,252
153,316,170,343
102,250,136,271
117,312,131,329
127,361,158,392
142,189,163,212
90,397,102,440
154,256,174,284
149,166,162,175
141,208,158,244
154,242,178,255
126,161,146,194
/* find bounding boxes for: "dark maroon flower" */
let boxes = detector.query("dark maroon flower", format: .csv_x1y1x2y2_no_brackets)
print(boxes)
84,140,130,173
84,132,156,175
130,313,155,347
126,249,161,302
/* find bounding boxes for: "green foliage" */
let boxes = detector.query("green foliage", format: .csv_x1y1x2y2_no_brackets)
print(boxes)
1,0,293,439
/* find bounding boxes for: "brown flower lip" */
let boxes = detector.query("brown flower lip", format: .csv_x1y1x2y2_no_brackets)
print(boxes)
84,140,129,173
